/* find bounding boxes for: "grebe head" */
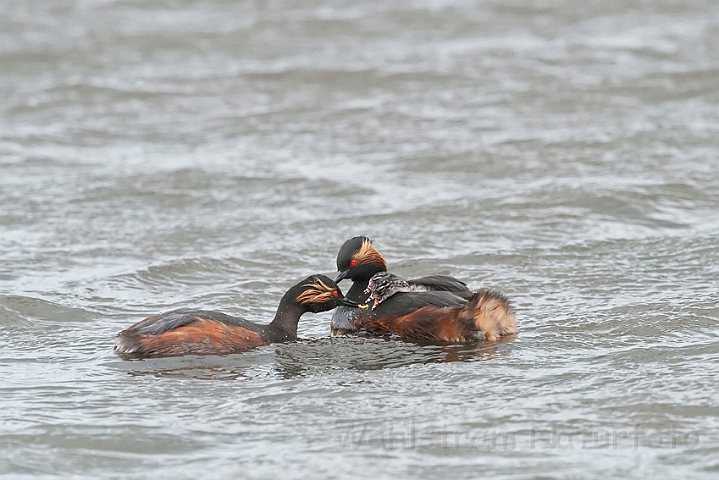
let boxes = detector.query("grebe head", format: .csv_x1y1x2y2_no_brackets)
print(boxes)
334,236,388,283
364,271,397,294
293,275,359,313
363,272,409,309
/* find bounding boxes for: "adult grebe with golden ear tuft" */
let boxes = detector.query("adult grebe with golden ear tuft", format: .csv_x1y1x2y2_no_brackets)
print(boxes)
360,272,518,342
115,275,357,358
331,236,473,335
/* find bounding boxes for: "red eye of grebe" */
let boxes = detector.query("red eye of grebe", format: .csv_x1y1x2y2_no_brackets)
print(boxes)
350,259,357,267
333,290,338,297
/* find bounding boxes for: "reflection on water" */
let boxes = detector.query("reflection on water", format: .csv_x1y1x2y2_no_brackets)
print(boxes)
108,356,272,381
108,337,513,380
273,337,513,377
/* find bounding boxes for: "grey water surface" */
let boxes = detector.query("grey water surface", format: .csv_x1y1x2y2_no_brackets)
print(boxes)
1,0,719,478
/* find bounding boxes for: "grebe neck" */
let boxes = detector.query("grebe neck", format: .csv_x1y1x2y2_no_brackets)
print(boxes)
267,294,306,340
346,280,370,303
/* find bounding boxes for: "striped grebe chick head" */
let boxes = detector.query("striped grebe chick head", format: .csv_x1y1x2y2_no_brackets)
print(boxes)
364,272,412,309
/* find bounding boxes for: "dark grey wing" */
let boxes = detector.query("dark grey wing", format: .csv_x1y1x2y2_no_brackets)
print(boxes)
372,291,467,318
408,275,473,298
132,308,253,335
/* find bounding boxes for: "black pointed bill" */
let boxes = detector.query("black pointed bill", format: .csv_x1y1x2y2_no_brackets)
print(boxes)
334,269,350,283
339,297,361,307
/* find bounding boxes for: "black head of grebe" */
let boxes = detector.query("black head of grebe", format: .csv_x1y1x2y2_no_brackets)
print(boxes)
334,236,388,283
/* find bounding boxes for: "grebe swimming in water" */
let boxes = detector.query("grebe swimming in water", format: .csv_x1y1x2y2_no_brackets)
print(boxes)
115,275,357,358
330,236,474,335
360,271,518,342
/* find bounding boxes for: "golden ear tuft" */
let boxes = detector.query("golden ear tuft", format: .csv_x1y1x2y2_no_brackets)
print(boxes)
353,239,388,269
296,278,337,304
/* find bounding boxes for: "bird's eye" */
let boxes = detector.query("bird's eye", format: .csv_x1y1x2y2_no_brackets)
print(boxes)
333,290,338,297
350,259,357,267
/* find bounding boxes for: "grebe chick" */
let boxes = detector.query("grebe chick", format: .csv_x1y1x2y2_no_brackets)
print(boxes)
364,272,431,309
115,275,357,358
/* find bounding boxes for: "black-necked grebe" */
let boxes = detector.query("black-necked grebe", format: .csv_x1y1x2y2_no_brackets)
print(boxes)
115,275,356,358
330,236,473,335
361,271,517,342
